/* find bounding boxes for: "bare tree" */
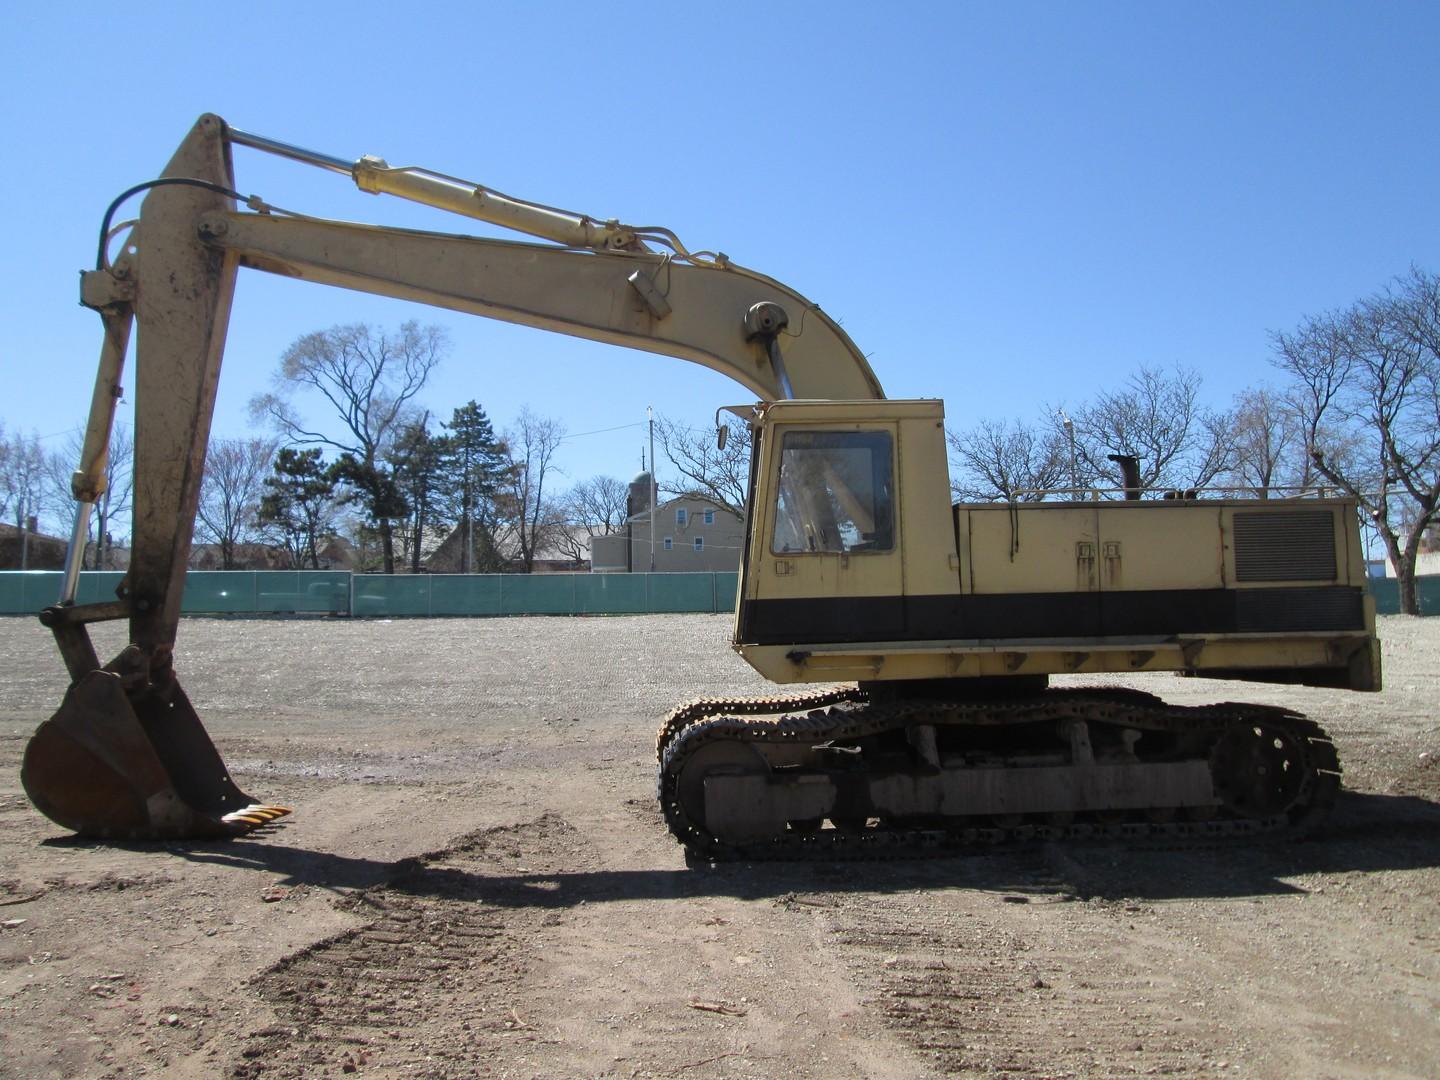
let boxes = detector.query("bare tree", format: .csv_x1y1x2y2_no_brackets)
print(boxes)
556,475,629,562
1220,386,1324,498
947,419,1069,501
1272,267,1440,613
94,424,133,568
503,407,566,572
195,436,277,569
250,321,446,572
656,415,751,516
1053,366,1235,493
0,421,9,522
0,428,47,568
40,424,134,569
39,440,76,541
566,475,629,530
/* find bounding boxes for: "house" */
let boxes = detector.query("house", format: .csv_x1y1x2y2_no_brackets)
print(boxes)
1383,524,1440,578
1386,550,1440,578
591,476,744,573
0,521,66,570
425,523,591,574
188,537,360,571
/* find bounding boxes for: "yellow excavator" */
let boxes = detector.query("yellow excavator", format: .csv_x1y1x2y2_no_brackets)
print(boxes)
24,115,1381,857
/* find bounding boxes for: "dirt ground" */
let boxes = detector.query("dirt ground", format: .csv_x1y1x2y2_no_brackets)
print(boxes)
1,613,1436,1080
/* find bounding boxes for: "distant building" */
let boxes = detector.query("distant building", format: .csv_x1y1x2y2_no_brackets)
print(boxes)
1385,550,1440,578
0,521,65,570
188,537,359,571
517,525,593,573
591,474,744,573
425,523,591,574
1381,524,1440,578
424,525,496,574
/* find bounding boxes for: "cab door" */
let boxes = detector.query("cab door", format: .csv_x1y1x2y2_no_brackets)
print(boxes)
739,421,904,643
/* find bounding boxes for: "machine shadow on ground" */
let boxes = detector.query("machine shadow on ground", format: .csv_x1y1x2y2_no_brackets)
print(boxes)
40,789,1440,907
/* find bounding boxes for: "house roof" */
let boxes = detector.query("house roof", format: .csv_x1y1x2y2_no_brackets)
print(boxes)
625,492,742,525
0,521,65,542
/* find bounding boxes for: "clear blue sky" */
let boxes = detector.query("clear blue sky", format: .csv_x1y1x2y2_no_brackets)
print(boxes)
4,2,1437,507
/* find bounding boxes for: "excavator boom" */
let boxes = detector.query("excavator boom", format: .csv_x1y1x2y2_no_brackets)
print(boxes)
24,114,882,839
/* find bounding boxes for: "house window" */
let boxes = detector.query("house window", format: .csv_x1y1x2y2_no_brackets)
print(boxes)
693,536,704,552
676,508,688,526
663,536,673,551
704,509,715,525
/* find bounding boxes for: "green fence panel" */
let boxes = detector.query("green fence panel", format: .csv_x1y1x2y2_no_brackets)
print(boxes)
25,568,1429,619
182,571,256,613
646,573,717,613
0,571,124,615
341,573,732,617
0,573,24,613
352,575,430,616
715,572,740,613
1369,575,1437,615
295,571,350,613
429,575,503,615
573,574,649,614
80,572,126,606
29,572,66,611
500,574,577,615
0,572,50,613
254,570,305,613
252,571,350,614
19,571,61,612
1371,578,1395,614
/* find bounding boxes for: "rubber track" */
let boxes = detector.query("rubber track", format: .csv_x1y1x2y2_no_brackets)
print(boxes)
655,686,865,762
656,692,1342,861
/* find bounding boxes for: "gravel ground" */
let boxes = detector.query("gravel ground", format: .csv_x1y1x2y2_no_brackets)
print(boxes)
0,613,1436,1079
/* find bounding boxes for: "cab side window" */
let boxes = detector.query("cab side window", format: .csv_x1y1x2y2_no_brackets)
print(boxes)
772,431,894,554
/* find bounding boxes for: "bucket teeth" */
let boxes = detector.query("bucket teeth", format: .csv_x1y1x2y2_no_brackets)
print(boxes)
221,804,293,829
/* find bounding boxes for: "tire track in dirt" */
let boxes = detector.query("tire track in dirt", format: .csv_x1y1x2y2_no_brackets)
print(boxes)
228,814,583,1078
817,852,1244,1080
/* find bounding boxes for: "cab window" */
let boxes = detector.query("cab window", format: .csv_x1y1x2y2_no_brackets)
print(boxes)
772,430,894,554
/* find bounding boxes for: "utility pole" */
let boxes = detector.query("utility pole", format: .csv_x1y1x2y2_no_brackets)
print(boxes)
1058,410,1078,499
648,406,657,573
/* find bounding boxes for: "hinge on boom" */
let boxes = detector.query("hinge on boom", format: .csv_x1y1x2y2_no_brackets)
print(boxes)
80,268,136,311
627,269,672,319
744,301,794,399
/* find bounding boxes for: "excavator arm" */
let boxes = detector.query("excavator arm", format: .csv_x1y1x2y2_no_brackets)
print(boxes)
25,113,882,839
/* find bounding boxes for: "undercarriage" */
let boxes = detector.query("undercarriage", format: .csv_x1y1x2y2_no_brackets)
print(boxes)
656,686,1341,860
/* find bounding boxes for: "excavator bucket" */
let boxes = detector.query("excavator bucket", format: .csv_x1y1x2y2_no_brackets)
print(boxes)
22,668,289,840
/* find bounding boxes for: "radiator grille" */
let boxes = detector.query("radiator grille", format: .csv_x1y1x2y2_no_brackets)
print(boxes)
1234,587,1362,631
1233,510,1337,582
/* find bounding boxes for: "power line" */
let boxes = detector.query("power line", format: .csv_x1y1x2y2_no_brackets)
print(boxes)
30,426,84,443
559,421,644,442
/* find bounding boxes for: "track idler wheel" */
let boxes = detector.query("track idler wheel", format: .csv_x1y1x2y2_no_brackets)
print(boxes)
22,668,289,840
1209,717,1337,827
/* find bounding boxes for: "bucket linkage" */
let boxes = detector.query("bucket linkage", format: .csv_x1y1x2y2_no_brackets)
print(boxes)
24,599,289,840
